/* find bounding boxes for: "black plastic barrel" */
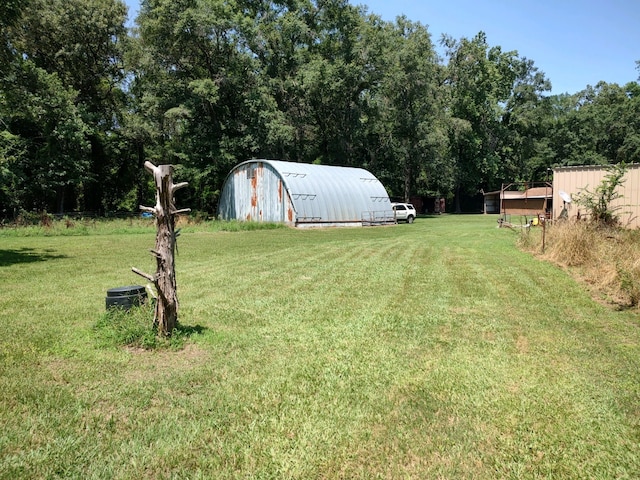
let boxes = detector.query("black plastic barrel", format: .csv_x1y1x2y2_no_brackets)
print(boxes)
105,285,147,310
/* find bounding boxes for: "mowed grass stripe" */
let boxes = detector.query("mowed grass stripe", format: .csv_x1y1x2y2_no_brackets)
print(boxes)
0,216,638,479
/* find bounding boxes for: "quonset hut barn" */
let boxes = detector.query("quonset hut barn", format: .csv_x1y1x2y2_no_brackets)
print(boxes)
218,160,394,227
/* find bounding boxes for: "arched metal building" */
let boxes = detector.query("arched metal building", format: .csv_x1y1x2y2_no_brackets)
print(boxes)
218,160,394,227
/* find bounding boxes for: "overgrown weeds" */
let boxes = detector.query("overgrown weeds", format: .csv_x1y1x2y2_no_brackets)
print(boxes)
542,221,599,267
94,302,190,350
0,215,287,237
521,221,640,309
177,217,288,232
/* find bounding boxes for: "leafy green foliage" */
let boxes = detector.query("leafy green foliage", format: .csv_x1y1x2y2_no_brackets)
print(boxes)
1,60,91,212
1,0,639,219
0,131,24,215
374,17,446,200
0,0,128,215
442,32,553,209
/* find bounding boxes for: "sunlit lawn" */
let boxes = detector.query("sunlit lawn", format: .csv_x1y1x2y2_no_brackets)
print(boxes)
1,215,638,479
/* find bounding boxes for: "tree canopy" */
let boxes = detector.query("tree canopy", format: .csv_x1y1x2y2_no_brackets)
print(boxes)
1,0,638,217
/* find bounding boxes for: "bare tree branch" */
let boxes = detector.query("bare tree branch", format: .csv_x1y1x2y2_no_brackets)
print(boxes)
140,205,156,214
172,182,189,194
131,267,156,282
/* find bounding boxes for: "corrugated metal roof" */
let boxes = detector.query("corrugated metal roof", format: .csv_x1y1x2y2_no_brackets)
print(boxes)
502,187,552,199
218,160,393,226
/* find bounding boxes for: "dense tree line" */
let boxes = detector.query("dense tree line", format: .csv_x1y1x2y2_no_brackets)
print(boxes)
1,0,639,217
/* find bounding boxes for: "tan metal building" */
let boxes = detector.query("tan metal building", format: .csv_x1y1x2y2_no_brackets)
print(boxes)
552,164,640,228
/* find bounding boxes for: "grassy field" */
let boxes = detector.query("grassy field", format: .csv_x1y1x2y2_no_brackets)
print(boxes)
1,215,638,479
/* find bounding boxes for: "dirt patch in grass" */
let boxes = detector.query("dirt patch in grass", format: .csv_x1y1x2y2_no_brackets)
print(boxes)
515,335,529,354
124,343,211,382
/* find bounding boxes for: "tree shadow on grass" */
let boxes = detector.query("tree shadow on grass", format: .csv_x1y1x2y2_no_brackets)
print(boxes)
0,248,68,267
175,323,207,337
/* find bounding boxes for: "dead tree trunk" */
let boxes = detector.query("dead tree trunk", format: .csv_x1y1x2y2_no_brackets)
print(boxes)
132,162,189,336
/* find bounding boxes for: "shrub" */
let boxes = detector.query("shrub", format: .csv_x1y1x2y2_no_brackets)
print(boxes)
15,209,54,227
572,162,628,227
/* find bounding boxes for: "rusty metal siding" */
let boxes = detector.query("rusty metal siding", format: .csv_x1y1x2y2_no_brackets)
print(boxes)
552,164,640,228
218,160,393,227
218,161,294,225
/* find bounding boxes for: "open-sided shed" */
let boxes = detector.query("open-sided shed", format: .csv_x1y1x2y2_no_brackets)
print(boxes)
218,160,394,227
483,183,553,219
501,186,552,216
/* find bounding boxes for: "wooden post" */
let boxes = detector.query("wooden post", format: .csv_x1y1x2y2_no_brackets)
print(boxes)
132,162,189,336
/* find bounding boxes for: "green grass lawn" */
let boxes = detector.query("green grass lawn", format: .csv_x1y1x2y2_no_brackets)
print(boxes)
1,215,638,479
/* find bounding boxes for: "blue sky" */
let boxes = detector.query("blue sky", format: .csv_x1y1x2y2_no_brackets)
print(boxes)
124,0,639,95
353,0,639,95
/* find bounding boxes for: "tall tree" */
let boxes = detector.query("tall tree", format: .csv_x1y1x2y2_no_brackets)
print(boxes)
132,0,274,211
1,0,128,214
298,0,372,165
0,0,28,216
375,16,446,201
617,82,640,163
544,82,640,169
243,0,321,162
443,32,535,211
499,58,552,183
